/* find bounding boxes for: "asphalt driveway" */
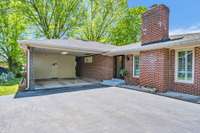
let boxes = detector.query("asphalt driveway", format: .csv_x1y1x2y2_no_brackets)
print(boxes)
0,87,200,133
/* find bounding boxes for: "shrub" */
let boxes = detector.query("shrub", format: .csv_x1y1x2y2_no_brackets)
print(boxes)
119,69,128,79
0,67,8,74
0,72,15,83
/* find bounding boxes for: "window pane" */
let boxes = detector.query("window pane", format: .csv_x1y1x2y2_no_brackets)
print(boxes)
187,72,192,80
187,51,193,72
178,51,185,72
178,72,185,80
134,56,140,76
176,50,193,82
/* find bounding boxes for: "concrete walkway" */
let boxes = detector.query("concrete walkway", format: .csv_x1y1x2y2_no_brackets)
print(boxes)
0,87,200,133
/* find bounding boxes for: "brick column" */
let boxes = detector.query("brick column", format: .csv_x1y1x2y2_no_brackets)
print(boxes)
194,47,200,95
140,48,170,92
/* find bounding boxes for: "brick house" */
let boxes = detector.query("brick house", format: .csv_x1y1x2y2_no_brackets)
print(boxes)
20,4,200,96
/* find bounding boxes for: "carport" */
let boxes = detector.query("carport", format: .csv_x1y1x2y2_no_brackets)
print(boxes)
19,39,115,90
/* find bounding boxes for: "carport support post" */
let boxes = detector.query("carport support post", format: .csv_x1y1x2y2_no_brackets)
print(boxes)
28,47,35,90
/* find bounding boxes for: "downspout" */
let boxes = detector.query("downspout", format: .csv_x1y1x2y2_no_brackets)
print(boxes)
168,49,171,91
26,47,30,90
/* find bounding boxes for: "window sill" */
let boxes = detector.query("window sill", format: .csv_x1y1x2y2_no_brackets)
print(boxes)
133,76,140,78
175,80,194,84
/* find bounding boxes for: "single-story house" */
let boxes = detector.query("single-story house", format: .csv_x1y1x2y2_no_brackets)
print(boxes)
20,4,200,96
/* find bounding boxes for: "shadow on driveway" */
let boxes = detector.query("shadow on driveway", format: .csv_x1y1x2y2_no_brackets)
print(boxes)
15,84,109,98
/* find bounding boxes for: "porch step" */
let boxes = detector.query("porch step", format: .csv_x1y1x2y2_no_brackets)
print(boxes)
101,79,125,86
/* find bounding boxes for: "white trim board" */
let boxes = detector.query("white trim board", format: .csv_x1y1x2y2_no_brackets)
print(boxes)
132,55,140,78
174,48,195,84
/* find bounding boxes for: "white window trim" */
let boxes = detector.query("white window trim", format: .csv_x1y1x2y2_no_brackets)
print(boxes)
132,55,140,78
84,56,93,63
175,48,195,84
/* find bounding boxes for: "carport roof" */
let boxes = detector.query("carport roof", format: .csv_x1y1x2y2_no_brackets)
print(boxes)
19,33,200,56
19,39,117,54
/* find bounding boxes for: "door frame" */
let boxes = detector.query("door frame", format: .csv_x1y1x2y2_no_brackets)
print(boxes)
114,55,125,79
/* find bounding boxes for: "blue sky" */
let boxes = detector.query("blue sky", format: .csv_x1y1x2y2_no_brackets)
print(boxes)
128,0,200,35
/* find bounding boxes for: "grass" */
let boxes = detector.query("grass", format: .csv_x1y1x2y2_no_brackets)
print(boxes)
0,78,21,96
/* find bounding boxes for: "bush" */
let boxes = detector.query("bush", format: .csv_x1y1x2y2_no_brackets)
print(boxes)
10,62,24,78
0,67,8,74
119,69,128,79
0,72,15,83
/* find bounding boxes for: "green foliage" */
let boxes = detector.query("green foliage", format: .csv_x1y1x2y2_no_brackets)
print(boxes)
0,77,21,86
73,0,146,45
73,0,127,42
0,72,15,83
0,76,21,96
0,0,27,76
0,62,8,68
0,78,20,96
19,0,81,39
0,84,19,96
109,6,147,45
119,68,128,78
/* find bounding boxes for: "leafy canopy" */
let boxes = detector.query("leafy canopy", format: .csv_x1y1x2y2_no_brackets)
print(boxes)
73,0,127,42
19,0,81,39
108,6,147,45
0,0,27,75
72,0,146,45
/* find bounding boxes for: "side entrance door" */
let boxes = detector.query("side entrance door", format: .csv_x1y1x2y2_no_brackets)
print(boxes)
51,62,58,78
114,55,125,79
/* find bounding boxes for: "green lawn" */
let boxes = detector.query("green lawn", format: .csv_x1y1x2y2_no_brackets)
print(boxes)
0,78,21,96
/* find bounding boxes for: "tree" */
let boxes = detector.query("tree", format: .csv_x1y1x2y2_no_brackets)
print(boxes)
0,0,27,75
74,0,127,42
74,0,146,45
19,0,81,39
108,6,147,46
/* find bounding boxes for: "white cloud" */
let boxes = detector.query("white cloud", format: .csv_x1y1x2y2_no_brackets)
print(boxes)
170,24,200,35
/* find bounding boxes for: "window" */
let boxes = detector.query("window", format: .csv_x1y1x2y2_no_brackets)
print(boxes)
84,56,93,63
133,56,140,77
175,49,194,83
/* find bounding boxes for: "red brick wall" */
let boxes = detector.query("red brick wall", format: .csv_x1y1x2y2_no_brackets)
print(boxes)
169,47,200,95
124,47,200,96
124,55,140,85
77,55,114,80
139,48,170,92
141,5,169,45
77,47,200,96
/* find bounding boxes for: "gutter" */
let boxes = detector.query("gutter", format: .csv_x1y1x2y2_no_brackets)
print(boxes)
26,48,30,90
19,40,115,54
106,38,200,56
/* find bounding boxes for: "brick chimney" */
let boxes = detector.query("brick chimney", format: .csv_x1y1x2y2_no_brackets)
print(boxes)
141,4,169,45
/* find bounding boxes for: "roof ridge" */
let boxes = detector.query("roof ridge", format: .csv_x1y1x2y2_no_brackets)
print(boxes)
170,32,200,37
